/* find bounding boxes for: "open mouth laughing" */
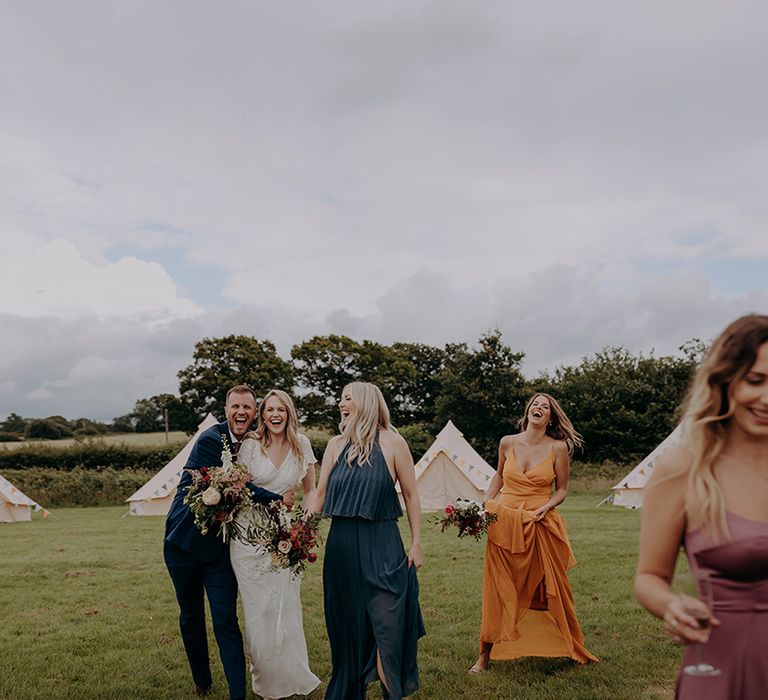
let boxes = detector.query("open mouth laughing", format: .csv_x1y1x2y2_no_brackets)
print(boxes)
748,406,768,425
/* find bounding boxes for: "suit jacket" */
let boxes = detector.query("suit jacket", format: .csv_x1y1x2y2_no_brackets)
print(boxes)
164,421,280,562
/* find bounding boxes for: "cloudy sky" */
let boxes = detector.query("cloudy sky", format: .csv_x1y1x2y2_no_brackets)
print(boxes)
1,1,766,421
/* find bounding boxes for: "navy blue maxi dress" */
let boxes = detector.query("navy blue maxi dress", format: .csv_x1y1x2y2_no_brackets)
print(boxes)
323,434,426,700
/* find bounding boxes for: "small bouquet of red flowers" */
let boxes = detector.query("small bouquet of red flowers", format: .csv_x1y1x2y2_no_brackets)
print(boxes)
245,500,323,577
184,437,253,542
435,498,497,540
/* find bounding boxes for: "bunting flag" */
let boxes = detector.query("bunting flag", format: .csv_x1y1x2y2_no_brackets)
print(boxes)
610,423,686,509
396,421,497,511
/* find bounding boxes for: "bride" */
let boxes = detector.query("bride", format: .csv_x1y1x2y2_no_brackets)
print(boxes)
230,389,320,699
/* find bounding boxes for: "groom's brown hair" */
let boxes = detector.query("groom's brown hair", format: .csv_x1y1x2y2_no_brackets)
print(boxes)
225,384,257,403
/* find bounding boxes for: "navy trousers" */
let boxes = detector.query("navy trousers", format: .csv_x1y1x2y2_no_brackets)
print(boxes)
164,541,245,700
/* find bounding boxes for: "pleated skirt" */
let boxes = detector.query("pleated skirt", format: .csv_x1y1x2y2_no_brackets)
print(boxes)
323,517,425,700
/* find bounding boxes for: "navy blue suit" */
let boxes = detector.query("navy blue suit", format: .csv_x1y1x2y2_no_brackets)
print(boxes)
164,421,280,700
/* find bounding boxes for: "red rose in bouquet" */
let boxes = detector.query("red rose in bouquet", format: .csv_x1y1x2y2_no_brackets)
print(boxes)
245,500,323,577
184,437,253,542
435,498,497,541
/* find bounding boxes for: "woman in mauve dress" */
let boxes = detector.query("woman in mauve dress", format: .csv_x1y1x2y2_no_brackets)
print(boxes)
635,314,768,699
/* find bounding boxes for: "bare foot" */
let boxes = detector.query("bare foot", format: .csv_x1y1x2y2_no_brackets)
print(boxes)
468,653,490,674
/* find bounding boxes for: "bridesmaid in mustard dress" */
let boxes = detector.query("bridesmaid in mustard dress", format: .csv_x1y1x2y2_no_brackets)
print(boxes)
470,392,598,672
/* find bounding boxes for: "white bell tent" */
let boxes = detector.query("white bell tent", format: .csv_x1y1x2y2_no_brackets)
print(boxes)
610,423,685,509
400,421,496,512
125,413,219,516
0,473,49,522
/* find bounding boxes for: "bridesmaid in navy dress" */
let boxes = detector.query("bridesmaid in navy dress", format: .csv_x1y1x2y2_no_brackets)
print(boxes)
635,314,768,699
306,381,425,700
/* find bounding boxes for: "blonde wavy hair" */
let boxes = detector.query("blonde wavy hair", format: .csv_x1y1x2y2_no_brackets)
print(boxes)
339,382,396,466
682,314,768,539
253,389,304,462
518,392,584,456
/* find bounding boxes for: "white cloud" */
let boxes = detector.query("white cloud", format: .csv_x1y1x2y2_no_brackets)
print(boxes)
0,238,200,318
0,1,766,420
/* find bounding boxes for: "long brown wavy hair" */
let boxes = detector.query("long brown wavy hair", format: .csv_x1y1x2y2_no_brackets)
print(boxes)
518,392,584,456
682,313,768,538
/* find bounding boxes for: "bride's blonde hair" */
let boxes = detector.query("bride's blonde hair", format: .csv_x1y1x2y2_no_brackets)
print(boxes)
253,389,304,462
339,382,396,466
682,314,768,539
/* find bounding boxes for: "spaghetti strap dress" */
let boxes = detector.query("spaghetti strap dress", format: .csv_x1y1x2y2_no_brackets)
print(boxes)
480,444,598,663
322,433,426,700
677,511,768,699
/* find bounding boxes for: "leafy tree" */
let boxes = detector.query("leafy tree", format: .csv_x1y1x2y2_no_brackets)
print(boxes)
391,343,447,424
43,416,75,437
178,335,294,418
72,418,109,436
26,419,70,440
2,413,26,433
397,423,435,457
541,347,698,463
291,335,418,427
129,394,207,433
110,414,136,433
433,331,528,460
291,335,367,426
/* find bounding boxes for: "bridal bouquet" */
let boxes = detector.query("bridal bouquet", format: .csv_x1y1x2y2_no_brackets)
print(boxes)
245,500,323,577
435,498,497,541
184,437,253,542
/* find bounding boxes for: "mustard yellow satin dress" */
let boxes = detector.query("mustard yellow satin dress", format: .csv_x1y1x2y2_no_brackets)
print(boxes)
480,445,598,664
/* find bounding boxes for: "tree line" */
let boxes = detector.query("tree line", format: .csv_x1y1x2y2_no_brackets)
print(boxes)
2,332,705,464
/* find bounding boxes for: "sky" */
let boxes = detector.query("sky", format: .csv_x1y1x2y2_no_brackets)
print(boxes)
1,0,767,422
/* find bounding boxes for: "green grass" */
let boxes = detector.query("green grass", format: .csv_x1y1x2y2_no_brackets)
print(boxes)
0,494,680,700
0,432,189,451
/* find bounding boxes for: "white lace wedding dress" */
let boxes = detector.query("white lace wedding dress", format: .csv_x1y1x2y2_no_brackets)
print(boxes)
230,433,320,699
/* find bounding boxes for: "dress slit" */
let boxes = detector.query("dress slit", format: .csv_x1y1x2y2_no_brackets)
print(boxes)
480,447,597,664
322,435,425,699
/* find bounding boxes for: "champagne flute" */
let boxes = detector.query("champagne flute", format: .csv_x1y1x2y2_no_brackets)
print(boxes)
675,570,721,677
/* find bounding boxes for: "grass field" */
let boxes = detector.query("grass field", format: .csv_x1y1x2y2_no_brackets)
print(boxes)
0,492,681,700
0,429,334,452
0,431,190,451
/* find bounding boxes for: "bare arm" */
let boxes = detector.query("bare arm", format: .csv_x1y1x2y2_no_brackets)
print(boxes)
484,435,510,502
301,463,316,497
531,441,569,521
391,433,422,569
303,436,343,514
634,447,716,644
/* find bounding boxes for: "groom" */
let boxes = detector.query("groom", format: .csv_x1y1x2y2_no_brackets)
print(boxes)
164,384,291,699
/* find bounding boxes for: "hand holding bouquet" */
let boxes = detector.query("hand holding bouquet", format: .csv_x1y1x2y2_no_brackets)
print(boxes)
184,437,253,542
436,498,497,540
246,500,323,577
